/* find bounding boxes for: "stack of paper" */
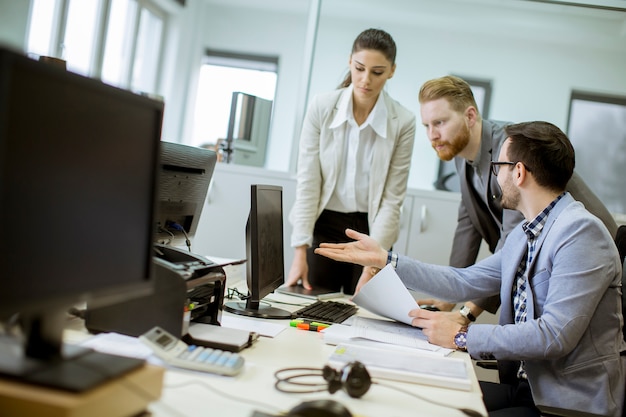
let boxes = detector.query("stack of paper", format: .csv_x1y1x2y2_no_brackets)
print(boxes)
328,343,471,391
322,316,453,356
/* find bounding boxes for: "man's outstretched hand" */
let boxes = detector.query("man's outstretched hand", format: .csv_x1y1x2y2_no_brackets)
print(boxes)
314,228,387,269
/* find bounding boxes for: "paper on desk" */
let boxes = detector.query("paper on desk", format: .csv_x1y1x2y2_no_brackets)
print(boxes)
80,332,154,359
323,316,453,356
220,314,286,338
351,263,419,325
328,343,470,391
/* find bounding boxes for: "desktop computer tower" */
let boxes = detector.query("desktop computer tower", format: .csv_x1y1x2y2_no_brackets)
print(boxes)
85,245,226,338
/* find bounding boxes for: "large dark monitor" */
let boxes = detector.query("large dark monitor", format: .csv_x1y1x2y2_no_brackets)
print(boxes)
0,47,162,391
224,184,290,319
154,141,217,251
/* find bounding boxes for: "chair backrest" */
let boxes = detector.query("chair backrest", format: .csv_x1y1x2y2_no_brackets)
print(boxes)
616,225,626,265
616,225,626,343
622,255,626,342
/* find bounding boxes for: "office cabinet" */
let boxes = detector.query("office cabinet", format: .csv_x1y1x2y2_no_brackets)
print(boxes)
193,163,297,269
394,189,461,266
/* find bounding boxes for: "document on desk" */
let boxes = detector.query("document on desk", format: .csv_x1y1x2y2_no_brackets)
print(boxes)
80,332,155,360
351,263,418,325
323,316,453,356
220,315,286,338
328,343,471,391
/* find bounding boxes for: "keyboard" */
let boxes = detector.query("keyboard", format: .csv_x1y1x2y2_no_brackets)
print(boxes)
292,300,358,323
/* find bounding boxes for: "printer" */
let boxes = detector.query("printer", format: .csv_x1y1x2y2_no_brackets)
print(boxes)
85,244,227,338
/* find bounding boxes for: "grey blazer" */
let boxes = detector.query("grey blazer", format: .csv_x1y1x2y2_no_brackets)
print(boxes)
396,193,625,416
452,119,618,312
289,88,416,250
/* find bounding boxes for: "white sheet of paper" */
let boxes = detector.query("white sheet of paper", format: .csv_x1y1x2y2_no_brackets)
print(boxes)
322,317,453,356
80,332,153,359
351,263,419,325
220,314,286,338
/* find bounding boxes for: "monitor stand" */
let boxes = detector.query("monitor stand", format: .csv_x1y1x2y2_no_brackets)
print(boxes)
224,300,291,319
0,309,145,392
0,342,145,392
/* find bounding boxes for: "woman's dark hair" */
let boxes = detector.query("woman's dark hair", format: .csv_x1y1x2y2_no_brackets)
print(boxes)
339,28,396,88
504,121,575,192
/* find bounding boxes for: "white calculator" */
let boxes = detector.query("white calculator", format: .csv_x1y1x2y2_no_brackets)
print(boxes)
139,326,244,376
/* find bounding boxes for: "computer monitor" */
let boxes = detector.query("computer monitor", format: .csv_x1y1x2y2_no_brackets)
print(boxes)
154,141,217,251
0,47,162,391
224,184,291,319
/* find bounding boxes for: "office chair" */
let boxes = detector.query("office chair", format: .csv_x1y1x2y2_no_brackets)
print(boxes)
622,252,626,417
616,225,626,344
616,225,626,265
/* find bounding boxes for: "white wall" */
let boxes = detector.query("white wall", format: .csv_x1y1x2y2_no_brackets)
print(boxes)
193,163,298,266
0,0,29,51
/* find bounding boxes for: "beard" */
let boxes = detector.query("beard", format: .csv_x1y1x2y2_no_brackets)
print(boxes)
500,179,521,210
432,122,471,161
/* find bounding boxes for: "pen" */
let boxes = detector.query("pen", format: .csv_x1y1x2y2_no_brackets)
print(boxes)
290,319,333,327
296,323,328,332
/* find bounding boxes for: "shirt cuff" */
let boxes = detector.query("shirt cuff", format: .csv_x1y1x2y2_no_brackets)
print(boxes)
291,234,312,248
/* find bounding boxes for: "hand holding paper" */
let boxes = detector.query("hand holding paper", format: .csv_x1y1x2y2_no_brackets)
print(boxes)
351,264,420,325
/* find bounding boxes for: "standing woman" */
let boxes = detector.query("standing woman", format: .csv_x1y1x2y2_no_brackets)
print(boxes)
286,28,416,295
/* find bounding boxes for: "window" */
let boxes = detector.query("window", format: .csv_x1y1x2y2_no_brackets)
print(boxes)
26,0,165,94
567,91,626,215
190,50,278,166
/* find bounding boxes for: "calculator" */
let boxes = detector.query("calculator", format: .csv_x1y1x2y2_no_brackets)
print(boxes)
139,326,245,376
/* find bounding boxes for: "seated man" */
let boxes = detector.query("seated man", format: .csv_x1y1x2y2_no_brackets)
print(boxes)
315,121,625,417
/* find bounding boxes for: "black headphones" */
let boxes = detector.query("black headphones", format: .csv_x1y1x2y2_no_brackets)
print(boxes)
322,362,371,398
274,361,372,398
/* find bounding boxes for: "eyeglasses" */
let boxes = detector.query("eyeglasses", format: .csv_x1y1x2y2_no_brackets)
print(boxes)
490,161,517,176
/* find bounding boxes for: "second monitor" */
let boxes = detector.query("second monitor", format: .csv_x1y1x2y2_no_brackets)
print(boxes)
224,184,291,319
154,141,217,251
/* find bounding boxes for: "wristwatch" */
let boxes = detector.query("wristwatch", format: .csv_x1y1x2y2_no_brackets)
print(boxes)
453,326,469,351
459,305,476,322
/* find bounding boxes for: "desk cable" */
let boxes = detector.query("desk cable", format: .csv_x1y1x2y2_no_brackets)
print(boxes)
374,380,483,417
164,221,192,252
164,379,284,415
273,365,483,417
157,226,175,246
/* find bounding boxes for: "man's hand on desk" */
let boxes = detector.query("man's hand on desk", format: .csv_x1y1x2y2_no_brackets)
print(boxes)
408,308,464,350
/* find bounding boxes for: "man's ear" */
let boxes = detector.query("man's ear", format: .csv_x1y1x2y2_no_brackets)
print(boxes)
465,106,479,128
515,162,528,186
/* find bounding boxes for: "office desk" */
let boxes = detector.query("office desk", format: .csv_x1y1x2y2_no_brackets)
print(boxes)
128,291,488,417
